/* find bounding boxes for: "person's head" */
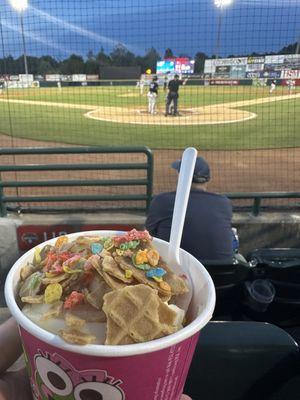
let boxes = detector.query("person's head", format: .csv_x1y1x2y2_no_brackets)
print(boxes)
171,156,211,188
174,74,179,80
153,75,158,81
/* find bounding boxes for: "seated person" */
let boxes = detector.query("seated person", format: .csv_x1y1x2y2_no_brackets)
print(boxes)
146,156,234,263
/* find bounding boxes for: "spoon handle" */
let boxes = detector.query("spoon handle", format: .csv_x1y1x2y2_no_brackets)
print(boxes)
168,147,197,266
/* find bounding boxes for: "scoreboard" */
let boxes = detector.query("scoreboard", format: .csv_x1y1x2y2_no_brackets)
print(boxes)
156,58,195,74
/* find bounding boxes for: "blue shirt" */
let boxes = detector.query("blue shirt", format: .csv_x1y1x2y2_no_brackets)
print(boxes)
146,189,233,263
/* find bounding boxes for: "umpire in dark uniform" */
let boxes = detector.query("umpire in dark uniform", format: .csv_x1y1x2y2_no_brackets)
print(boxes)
165,74,187,116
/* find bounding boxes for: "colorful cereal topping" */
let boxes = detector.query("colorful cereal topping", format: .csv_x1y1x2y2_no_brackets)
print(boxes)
18,229,189,346
91,242,103,254
63,291,85,310
44,283,63,304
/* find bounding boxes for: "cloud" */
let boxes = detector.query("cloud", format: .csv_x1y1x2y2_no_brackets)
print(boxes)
30,6,139,53
0,19,75,55
238,0,300,6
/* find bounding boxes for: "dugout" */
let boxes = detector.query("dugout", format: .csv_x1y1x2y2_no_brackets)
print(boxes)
100,66,141,79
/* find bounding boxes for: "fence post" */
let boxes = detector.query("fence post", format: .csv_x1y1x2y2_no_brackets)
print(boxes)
145,149,153,211
253,197,261,216
0,185,7,217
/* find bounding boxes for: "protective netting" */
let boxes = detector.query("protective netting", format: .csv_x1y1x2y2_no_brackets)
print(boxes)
0,0,300,211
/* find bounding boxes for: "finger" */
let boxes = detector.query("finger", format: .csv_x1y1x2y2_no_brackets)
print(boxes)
0,369,32,400
181,395,192,400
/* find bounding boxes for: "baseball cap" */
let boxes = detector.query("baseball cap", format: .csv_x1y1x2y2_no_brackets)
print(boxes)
171,156,211,183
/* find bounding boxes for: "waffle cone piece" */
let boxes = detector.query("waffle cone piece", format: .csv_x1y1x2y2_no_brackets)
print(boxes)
102,284,178,345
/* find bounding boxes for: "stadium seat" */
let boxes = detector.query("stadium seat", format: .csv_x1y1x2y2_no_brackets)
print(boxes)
184,321,300,400
246,248,300,325
202,257,251,318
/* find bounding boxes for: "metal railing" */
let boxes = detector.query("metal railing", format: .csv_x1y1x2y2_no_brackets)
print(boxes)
226,192,300,216
0,146,153,216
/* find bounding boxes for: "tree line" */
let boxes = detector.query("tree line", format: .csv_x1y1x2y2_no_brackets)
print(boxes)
0,42,298,76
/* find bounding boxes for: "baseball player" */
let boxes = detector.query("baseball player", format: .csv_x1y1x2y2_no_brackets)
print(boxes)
139,75,145,95
147,75,159,114
287,79,296,93
269,79,276,94
165,74,187,116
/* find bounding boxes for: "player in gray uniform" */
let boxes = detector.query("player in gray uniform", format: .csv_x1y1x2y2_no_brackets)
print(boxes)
147,76,159,114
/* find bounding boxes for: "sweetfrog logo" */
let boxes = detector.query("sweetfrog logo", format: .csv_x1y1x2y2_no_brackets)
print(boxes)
34,351,125,400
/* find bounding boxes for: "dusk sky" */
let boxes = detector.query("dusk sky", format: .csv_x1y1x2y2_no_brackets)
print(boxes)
0,0,299,60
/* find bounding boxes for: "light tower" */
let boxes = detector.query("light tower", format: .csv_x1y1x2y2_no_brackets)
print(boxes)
9,0,29,77
214,0,233,59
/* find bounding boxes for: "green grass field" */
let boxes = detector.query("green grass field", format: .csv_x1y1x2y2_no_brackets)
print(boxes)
0,85,299,150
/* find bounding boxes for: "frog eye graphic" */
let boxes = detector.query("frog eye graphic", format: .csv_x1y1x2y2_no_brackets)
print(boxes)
35,355,73,396
74,381,124,400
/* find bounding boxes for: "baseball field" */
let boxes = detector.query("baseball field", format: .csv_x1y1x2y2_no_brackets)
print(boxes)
0,84,299,150
0,84,300,197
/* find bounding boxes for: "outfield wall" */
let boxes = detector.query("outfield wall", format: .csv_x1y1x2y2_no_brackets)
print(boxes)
204,54,300,80
1,212,300,276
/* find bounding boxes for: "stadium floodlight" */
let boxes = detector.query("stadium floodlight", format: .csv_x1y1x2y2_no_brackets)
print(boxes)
214,0,233,59
214,0,233,8
9,0,28,12
9,0,29,78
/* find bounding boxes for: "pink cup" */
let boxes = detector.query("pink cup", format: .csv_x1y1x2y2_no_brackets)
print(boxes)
5,231,215,400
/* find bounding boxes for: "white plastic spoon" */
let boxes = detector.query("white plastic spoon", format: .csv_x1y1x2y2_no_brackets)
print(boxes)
168,147,197,310
168,147,197,270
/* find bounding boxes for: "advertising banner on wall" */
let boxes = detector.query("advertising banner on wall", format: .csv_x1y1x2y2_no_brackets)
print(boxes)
264,63,284,72
246,71,263,78
283,55,300,69
72,74,87,81
204,59,215,73
215,65,231,76
281,69,300,79
86,74,99,80
284,54,300,64
247,56,265,64
262,70,281,78
210,79,239,86
19,74,34,82
265,55,285,64
45,74,61,81
246,63,264,72
60,75,72,81
230,65,246,78
215,57,247,66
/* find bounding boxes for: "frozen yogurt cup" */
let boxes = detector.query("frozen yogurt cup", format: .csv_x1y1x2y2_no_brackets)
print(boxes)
5,230,215,400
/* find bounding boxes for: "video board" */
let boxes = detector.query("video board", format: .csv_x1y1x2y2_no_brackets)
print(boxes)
156,60,175,74
174,58,195,74
156,58,195,74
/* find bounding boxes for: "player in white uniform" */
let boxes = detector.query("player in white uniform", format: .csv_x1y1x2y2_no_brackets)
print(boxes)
269,80,276,94
147,76,159,114
139,76,146,95
287,79,296,93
